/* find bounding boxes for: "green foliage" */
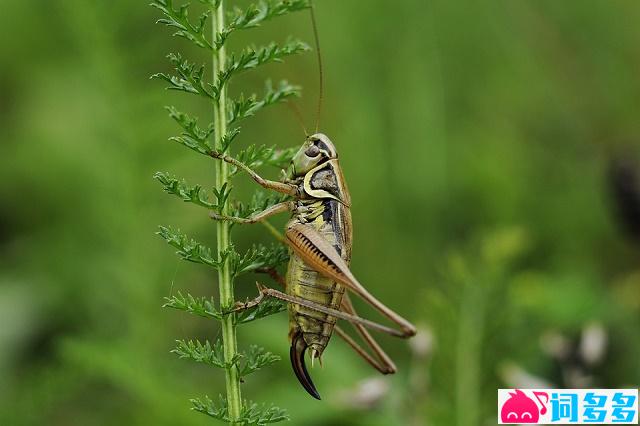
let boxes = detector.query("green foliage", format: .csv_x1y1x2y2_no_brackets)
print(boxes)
229,244,290,276
155,174,226,209
230,190,290,220
191,396,289,425
228,80,301,125
166,106,214,155
236,298,287,325
152,53,216,99
173,340,279,378
213,40,309,97
237,345,280,377
173,339,236,368
215,0,311,50
233,144,297,175
163,291,222,319
152,0,309,422
157,224,288,274
151,0,216,49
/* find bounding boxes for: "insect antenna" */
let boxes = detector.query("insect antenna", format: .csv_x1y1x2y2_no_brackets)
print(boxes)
309,0,324,133
286,100,309,137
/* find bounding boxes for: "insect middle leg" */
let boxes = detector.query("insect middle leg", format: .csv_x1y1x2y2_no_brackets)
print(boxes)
209,201,295,224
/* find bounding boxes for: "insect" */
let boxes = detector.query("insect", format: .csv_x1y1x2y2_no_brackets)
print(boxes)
209,3,416,400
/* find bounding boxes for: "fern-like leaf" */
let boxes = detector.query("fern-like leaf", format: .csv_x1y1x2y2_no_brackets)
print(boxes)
228,80,301,125
213,0,311,50
191,395,231,422
229,190,290,220
166,106,214,156
173,339,241,368
236,298,287,324
152,53,216,99
151,0,213,49
157,226,222,268
192,396,290,425
229,244,289,277
214,41,310,95
163,291,222,319
155,173,218,209
242,401,290,425
238,345,280,378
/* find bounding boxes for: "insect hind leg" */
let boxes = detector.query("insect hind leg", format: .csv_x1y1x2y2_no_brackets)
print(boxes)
244,284,406,338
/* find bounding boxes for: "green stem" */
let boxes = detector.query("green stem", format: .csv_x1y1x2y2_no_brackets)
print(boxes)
212,1,242,423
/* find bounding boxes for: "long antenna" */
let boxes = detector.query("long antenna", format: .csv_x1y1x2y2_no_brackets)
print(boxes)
286,100,309,137
309,0,323,133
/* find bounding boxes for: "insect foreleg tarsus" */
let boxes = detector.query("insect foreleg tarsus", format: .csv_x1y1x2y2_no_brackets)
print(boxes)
209,201,295,224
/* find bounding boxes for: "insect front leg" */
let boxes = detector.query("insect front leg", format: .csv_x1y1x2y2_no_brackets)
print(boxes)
210,151,298,196
209,201,295,224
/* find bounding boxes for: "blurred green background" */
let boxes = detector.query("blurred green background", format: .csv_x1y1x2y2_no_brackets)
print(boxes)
1,1,640,425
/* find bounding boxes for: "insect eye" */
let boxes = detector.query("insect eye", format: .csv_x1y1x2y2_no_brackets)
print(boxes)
305,145,320,157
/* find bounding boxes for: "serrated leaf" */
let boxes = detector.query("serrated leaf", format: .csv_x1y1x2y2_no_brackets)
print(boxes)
212,0,310,50
166,106,214,156
229,190,290,220
238,345,280,377
213,40,310,95
237,298,287,324
154,172,219,209
151,0,213,49
157,226,221,267
192,395,290,425
220,127,241,152
229,243,289,277
173,339,241,368
191,395,230,422
163,291,222,319
232,144,297,175
242,400,290,425
228,80,301,125
152,53,216,99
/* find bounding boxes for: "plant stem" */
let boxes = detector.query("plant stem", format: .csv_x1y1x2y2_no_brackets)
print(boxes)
212,1,242,423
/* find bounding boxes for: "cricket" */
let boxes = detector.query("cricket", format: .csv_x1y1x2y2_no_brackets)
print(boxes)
208,2,417,400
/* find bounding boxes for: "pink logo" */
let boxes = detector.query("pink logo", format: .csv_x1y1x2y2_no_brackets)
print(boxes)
500,389,548,423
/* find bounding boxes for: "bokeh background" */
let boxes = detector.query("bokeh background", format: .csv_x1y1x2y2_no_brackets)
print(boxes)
1,1,640,425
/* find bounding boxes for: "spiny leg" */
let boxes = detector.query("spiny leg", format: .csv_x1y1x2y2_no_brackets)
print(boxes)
235,283,406,337
256,271,398,375
209,151,298,196
209,201,295,224
336,294,397,374
334,325,395,374
232,287,265,311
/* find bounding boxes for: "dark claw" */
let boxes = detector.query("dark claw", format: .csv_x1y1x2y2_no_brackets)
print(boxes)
290,332,321,400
